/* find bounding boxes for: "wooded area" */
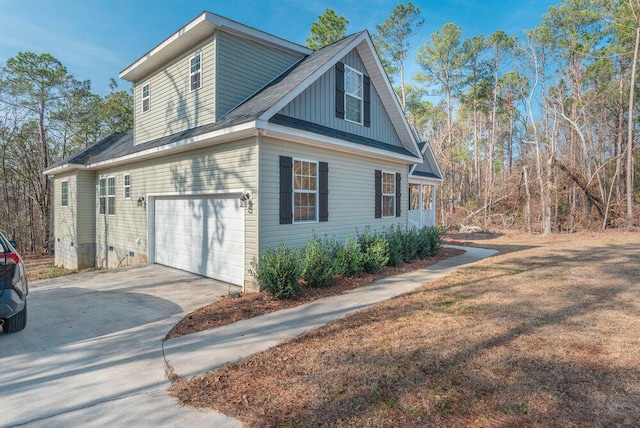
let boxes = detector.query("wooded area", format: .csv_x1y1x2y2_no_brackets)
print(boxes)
0,0,638,253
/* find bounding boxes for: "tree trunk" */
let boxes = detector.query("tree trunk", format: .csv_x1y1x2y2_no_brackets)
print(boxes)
627,17,639,226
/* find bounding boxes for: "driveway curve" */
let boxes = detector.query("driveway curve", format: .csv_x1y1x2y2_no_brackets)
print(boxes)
0,264,243,428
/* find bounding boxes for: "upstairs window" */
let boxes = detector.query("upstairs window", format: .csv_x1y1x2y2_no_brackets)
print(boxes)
190,52,201,91
142,83,150,112
345,65,363,124
123,174,131,199
61,180,69,207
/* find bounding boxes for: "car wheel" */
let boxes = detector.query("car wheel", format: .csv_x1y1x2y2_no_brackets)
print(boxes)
4,301,27,333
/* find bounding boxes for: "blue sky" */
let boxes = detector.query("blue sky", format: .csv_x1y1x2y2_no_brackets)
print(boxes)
0,0,558,94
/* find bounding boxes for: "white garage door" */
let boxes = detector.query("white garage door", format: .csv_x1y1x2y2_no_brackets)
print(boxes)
154,196,244,285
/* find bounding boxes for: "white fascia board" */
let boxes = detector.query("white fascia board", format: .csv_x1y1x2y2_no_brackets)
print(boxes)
43,163,87,177
208,13,311,56
420,141,444,180
259,121,422,165
356,36,421,159
88,121,257,170
120,12,310,82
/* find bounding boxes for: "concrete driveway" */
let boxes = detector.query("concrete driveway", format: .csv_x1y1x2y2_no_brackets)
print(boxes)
0,265,243,427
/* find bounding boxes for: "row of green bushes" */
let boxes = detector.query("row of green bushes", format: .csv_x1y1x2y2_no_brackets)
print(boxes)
250,225,443,299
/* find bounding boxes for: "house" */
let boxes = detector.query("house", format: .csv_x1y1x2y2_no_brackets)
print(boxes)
44,12,442,292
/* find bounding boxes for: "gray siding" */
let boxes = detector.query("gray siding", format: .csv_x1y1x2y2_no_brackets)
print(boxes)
134,36,216,145
278,49,403,147
94,139,258,288
216,31,303,119
259,137,408,252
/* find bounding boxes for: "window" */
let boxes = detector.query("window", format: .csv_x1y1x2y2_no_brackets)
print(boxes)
382,172,396,217
142,83,150,112
345,65,363,124
99,177,116,215
293,160,318,222
190,52,201,91
123,174,131,199
61,181,68,207
409,184,420,210
107,177,115,215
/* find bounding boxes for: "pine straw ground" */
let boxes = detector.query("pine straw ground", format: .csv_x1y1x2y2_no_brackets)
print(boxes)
165,247,464,340
172,231,640,427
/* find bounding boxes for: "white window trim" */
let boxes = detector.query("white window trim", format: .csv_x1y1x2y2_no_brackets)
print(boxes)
99,176,116,216
292,158,319,224
344,65,363,125
190,52,202,92
61,180,69,207
142,83,150,113
123,173,131,200
382,171,396,218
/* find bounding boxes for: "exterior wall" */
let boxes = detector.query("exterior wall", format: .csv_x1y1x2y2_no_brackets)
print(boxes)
93,138,258,289
278,49,403,147
259,137,408,252
53,171,96,270
215,31,303,119
133,36,216,145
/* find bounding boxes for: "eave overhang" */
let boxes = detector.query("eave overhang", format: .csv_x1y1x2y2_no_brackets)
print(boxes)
119,11,311,82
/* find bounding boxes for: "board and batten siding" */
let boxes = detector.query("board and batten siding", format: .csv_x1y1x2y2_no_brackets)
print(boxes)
53,171,96,269
278,49,403,148
215,30,304,119
134,36,216,145
259,137,408,252
94,139,258,286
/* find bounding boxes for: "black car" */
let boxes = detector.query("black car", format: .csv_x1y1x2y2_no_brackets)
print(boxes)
0,232,28,333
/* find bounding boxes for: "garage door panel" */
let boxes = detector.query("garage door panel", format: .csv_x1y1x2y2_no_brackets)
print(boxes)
154,196,244,285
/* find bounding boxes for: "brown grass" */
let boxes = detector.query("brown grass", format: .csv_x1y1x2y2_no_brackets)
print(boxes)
165,248,464,340
22,254,99,281
170,231,640,427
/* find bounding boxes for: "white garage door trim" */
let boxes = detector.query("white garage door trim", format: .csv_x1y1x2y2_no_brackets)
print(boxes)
147,192,245,286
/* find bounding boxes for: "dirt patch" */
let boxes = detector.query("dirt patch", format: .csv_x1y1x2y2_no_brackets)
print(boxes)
170,231,640,427
165,247,464,340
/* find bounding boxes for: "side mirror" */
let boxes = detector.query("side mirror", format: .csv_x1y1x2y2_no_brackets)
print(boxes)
9,240,17,249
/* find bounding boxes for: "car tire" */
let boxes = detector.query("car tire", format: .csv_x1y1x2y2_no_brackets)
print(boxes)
4,301,27,333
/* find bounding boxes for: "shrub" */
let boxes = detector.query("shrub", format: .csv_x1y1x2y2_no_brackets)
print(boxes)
417,226,443,258
358,227,389,273
403,226,420,262
302,233,334,288
332,234,364,277
385,224,406,267
250,243,301,299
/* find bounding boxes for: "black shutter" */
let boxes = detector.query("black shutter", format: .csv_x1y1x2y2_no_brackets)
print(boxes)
319,162,329,222
363,75,371,127
375,170,382,219
395,173,402,217
279,156,293,224
335,62,345,119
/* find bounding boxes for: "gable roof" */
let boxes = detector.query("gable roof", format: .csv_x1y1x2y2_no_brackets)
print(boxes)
409,142,443,182
46,16,428,175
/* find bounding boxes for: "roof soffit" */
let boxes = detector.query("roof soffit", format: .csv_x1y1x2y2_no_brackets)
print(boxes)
119,12,311,82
